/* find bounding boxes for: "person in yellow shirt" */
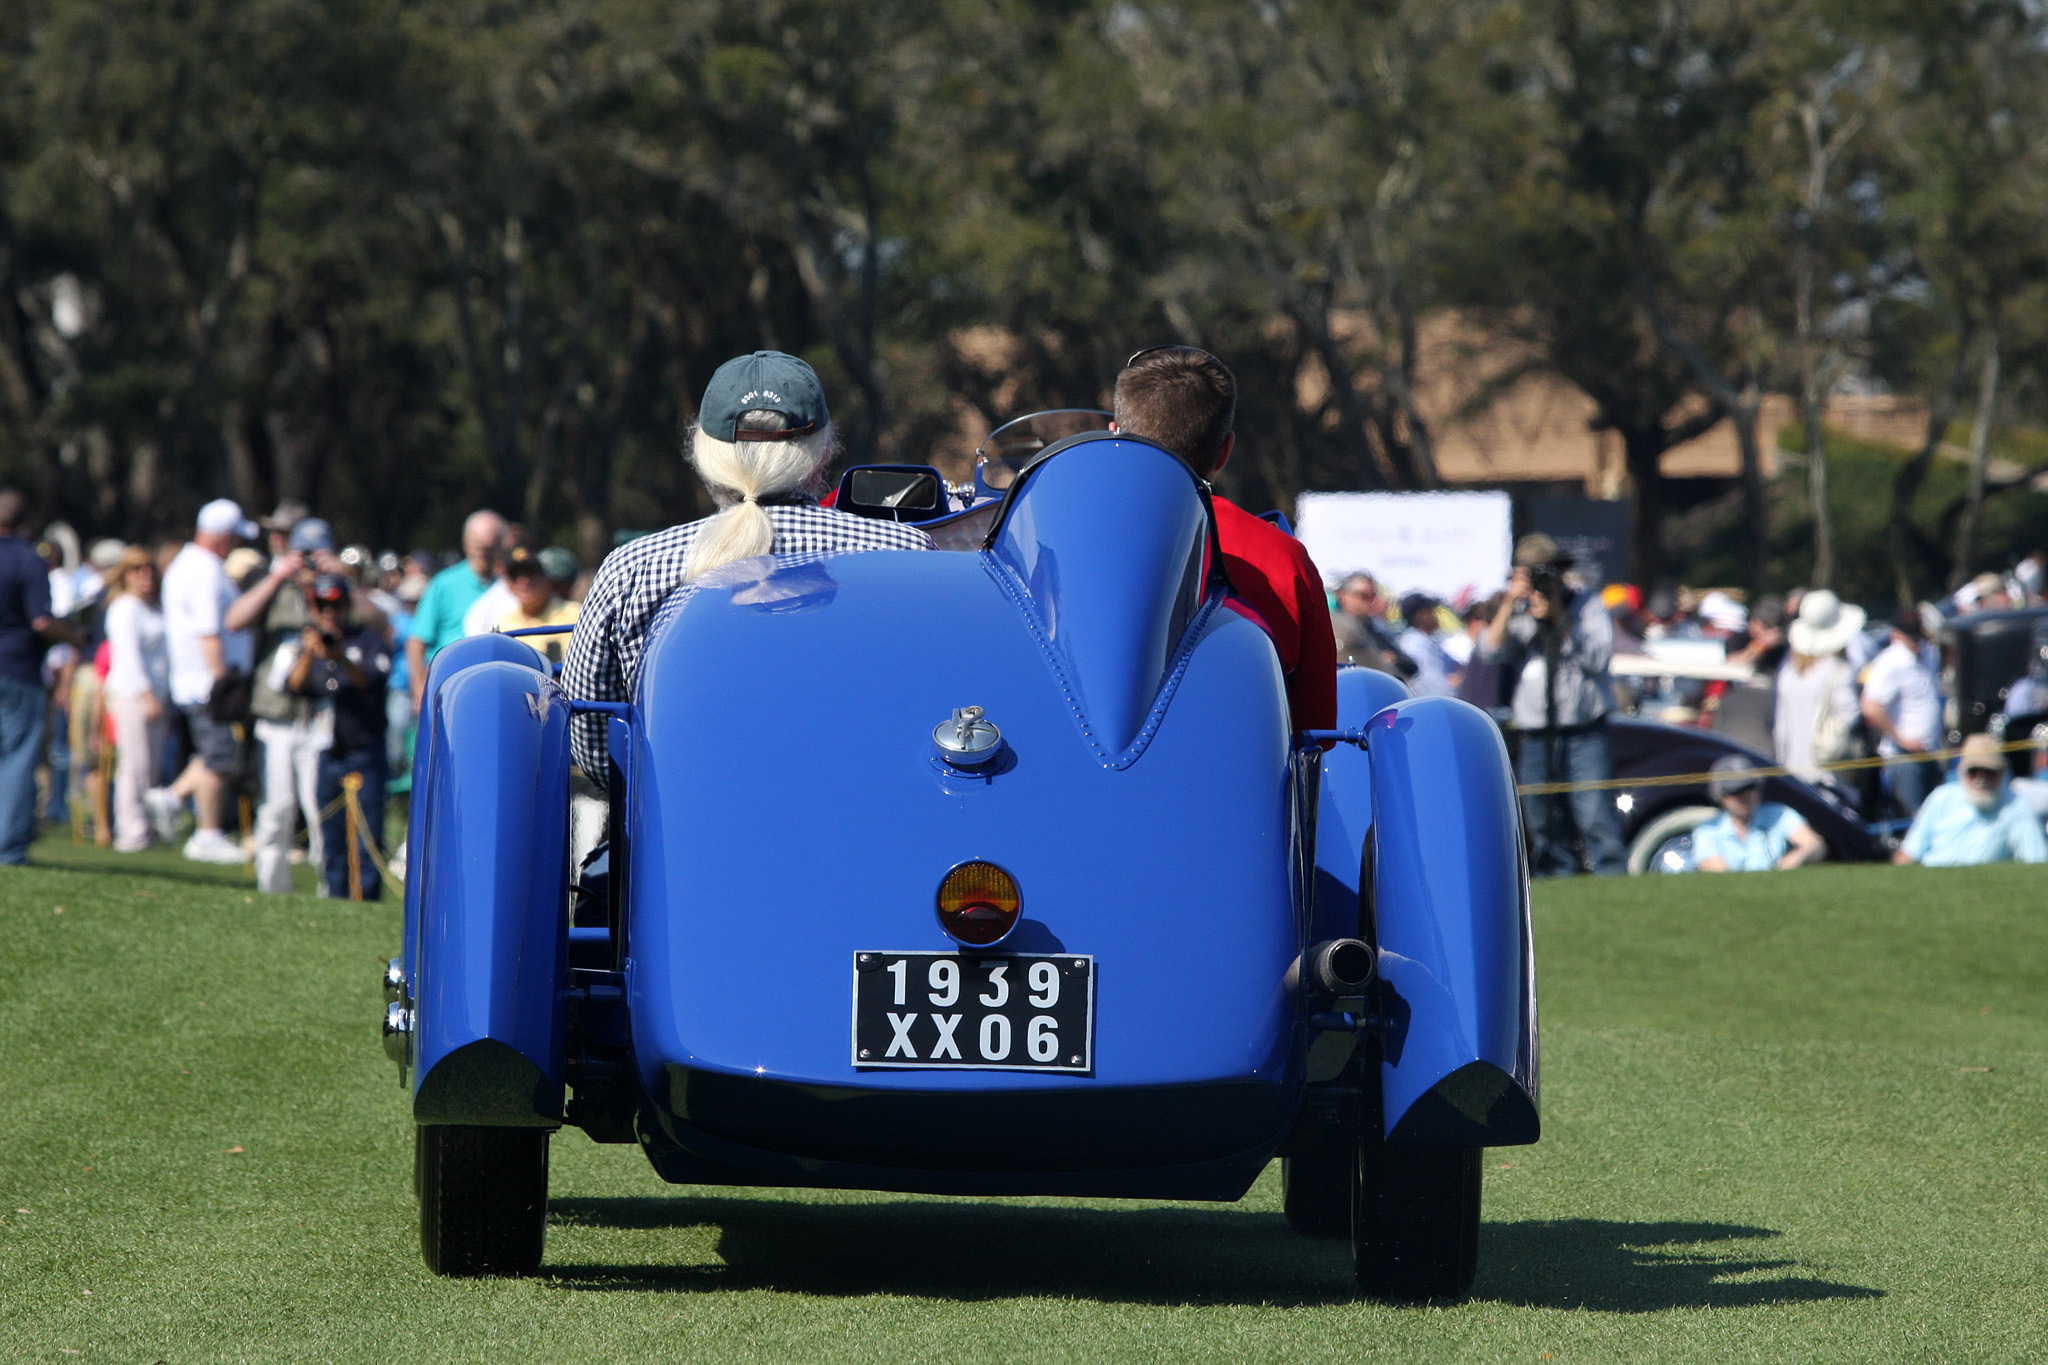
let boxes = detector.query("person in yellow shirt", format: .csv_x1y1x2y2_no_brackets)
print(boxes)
497,547,580,663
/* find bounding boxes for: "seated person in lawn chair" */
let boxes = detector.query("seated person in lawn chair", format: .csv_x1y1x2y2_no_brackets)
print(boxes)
1893,734,2048,869
1692,755,1826,873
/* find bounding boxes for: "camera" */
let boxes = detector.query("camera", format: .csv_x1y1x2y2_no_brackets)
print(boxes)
1529,564,1561,598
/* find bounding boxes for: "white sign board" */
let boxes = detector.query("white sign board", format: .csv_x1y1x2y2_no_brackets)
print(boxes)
1294,490,1512,605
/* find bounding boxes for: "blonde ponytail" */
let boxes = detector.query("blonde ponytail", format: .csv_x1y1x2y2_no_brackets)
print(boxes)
682,411,834,582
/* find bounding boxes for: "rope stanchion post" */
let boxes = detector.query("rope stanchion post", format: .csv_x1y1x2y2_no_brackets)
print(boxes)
337,773,401,895
342,772,364,901
92,727,114,845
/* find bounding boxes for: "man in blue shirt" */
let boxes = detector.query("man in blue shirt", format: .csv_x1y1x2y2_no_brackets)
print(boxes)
1895,734,2048,867
0,489,55,865
1692,755,1827,872
404,510,503,712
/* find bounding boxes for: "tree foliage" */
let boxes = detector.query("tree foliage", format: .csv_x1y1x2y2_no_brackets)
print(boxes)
0,0,2043,598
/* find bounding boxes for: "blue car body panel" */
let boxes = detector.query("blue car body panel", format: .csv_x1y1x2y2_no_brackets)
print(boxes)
409,660,573,1127
397,433,1537,1198
622,445,1303,1195
1363,697,1538,1145
400,631,552,984
1313,669,1537,1145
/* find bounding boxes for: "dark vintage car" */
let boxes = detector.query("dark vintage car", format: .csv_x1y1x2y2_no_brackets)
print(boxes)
1604,716,1889,873
1949,607,2048,780
1947,606,2046,739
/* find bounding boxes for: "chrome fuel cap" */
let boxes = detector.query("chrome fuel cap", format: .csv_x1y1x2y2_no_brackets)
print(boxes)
933,706,1002,767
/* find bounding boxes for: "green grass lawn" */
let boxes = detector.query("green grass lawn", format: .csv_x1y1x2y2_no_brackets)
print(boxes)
3,845,2045,1362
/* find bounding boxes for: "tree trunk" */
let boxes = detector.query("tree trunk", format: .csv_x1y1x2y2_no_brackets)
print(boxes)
1891,334,1975,609
497,215,527,517
1624,427,1670,589
1733,388,1767,600
1804,399,1833,590
1793,92,1859,592
1951,328,2001,591
1795,212,1834,590
1640,288,1767,592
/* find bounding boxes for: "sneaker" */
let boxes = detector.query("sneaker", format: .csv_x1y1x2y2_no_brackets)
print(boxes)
144,788,180,844
183,830,245,865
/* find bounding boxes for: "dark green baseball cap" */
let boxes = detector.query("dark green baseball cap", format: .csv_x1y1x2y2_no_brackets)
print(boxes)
699,350,829,443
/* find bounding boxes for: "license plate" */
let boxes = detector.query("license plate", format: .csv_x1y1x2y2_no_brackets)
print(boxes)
852,951,1094,1072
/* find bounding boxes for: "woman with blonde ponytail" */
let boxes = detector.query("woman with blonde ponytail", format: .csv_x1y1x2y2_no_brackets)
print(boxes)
562,351,932,778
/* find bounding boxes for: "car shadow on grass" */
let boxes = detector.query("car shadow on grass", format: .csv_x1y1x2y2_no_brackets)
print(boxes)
543,1199,1883,1310
545,1196,1354,1305
1480,1219,1885,1312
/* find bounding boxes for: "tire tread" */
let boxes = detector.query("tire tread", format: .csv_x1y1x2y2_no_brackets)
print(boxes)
417,1124,549,1277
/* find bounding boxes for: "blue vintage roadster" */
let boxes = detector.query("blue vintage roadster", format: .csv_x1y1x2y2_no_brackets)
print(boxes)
383,428,1537,1299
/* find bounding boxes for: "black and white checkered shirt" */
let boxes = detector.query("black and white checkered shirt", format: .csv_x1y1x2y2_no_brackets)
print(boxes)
563,502,933,776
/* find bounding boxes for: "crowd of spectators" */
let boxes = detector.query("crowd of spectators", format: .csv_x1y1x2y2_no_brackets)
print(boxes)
3,450,2047,887
1326,551,2048,876
0,489,582,897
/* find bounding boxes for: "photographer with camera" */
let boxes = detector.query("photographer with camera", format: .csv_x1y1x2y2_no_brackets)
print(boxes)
1480,533,1627,877
285,574,391,899
234,515,336,894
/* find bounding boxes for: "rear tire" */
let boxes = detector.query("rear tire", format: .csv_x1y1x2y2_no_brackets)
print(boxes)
1281,1150,1351,1238
417,1124,549,1277
1352,1140,1482,1300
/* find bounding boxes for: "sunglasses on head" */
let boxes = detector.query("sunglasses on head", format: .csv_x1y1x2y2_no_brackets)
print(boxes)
1125,344,1222,369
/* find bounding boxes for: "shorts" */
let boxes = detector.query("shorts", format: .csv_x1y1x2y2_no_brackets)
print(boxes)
180,704,240,776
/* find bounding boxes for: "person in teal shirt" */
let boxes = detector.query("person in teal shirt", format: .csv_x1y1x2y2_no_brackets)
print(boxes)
1692,755,1827,872
404,510,503,711
1895,734,2048,867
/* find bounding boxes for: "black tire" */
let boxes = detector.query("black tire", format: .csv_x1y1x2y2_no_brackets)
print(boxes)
1352,1140,1482,1300
1281,1150,1351,1238
1626,803,1718,875
417,1124,550,1277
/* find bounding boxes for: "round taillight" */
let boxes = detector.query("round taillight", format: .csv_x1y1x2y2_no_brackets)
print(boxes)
936,861,1021,946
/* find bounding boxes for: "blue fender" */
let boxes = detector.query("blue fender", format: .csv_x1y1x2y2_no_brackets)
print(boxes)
1365,696,1538,1145
400,632,551,983
409,661,572,1127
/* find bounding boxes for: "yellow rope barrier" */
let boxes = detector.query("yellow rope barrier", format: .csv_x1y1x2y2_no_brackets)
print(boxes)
1515,733,2044,797
338,773,401,891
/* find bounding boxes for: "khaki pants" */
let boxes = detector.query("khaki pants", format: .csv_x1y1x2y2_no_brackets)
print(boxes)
253,717,326,895
106,692,164,852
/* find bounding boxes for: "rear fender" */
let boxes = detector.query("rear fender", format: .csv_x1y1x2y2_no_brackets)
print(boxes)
1366,696,1538,1146
410,661,572,1127
400,632,551,981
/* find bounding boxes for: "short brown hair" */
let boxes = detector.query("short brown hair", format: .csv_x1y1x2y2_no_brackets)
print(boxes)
1113,347,1236,475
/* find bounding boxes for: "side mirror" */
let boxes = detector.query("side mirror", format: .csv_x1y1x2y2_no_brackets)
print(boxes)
836,465,945,522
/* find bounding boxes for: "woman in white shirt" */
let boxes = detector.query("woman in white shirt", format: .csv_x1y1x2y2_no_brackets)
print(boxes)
1773,590,1865,781
102,547,170,852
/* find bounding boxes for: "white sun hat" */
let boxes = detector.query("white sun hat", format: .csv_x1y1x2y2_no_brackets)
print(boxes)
1787,589,1866,658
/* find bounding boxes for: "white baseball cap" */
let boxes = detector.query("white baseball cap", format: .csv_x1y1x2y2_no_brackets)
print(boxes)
196,498,258,539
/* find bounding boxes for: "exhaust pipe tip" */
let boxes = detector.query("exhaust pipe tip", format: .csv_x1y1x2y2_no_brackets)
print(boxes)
1307,938,1376,995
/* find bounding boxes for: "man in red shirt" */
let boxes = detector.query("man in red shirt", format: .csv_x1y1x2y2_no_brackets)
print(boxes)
1111,347,1338,734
